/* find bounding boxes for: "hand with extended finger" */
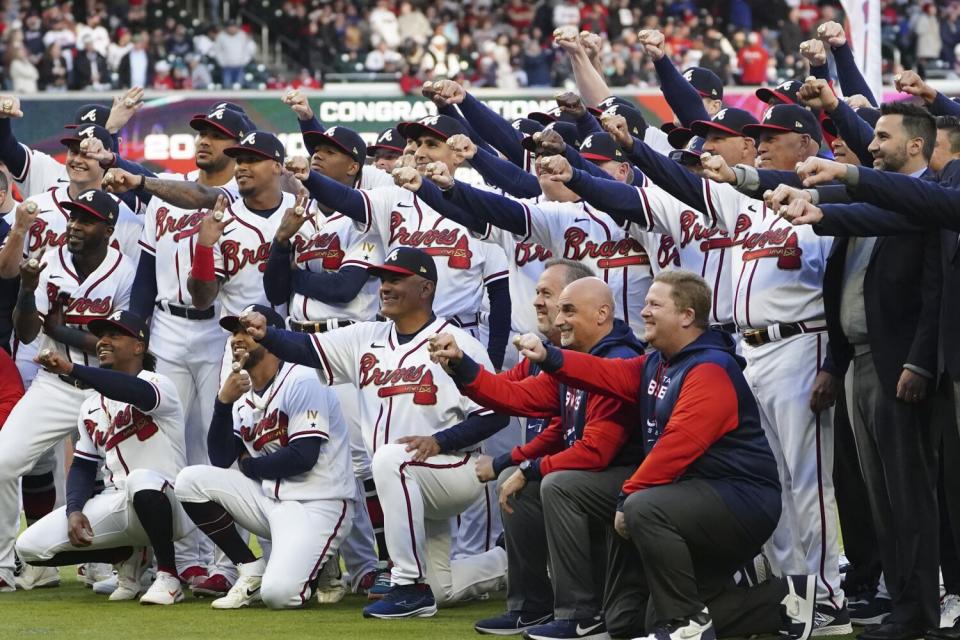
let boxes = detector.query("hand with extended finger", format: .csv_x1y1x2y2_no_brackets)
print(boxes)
218,355,252,404
763,184,811,213
198,195,230,247
0,95,23,119
275,189,311,244
795,157,848,187
18,249,46,291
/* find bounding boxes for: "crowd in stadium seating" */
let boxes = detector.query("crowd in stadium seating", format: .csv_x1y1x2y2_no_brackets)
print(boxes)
0,0,956,92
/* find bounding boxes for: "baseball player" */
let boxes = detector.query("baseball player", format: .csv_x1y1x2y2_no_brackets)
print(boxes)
368,127,405,173
174,305,354,609
15,311,194,605
0,189,135,592
239,247,509,618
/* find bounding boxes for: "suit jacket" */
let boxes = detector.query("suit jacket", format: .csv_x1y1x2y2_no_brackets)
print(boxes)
71,51,107,89
936,160,960,378
117,51,154,89
817,168,942,396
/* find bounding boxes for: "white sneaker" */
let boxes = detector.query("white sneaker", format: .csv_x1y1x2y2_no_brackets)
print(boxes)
942,594,960,628
316,556,346,604
108,547,150,601
211,558,264,610
77,562,114,587
14,564,60,590
140,571,184,605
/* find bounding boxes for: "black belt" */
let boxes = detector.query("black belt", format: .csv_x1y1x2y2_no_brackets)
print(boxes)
156,301,215,320
740,322,816,347
58,374,90,390
289,319,355,333
710,322,737,334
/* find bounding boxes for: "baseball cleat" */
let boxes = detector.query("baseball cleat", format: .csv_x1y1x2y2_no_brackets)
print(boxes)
475,610,554,635
211,558,264,609
191,573,232,598
14,564,60,590
781,575,817,640
811,603,853,636
140,571,184,605
108,575,144,601
362,583,437,619
77,562,113,587
523,616,612,640
315,557,346,604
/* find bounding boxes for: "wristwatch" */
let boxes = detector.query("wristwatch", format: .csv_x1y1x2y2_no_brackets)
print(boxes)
518,459,533,479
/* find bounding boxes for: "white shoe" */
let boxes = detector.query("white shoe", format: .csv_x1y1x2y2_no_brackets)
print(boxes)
77,562,114,587
942,594,960,628
93,573,118,595
316,556,346,604
108,547,150,601
211,558,264,610
140,571,184,605
14,564,60,590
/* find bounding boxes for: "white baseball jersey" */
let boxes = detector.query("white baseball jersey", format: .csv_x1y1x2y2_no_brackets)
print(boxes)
356,186,509,323
231,362,354,502
138,171,238,308
627,180,735,326
359,166,396,190
32,244,135,366
73,370,187,487
473,225,552,336
287,205,384,323
699,180,833,330
11,144,68,200
213,191,295,318
7,186,143,264
513,198,652,336
307,316,495,455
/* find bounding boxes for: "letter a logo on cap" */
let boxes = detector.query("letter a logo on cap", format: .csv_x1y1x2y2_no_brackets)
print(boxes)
81,109,97,122
79,126,96,138
327,126,338,135
78,191,95,202
582,135,594,148
421,116,440,127
241,132,257,145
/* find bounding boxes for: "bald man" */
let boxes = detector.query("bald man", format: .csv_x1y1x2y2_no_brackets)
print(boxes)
426,277,647,640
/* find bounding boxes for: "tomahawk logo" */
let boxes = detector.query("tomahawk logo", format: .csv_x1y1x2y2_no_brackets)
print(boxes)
582,135,594,149
683,69,695,82
78,191,96,202
764,109,775,122
327,126,339,136
78,126,97,138
381,129,394,142
420,116,440,127
209,109,225,120
716,109,728,120
605,105,620,116
80,109,98,123
240,132,257,146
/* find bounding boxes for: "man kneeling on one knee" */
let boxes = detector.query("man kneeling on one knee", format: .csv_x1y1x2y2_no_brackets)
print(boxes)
514,271,820,640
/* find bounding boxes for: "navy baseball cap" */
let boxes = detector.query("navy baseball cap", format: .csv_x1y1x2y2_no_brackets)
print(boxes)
690,107,759,139
220,304,285,334
822,106,881,137
367,127,404,155
667,126,695,150
208,101,246,114
60,124,113,150
527,106,577,126
744,104,823,145
224,131,285,163
669,136,706,166
397,115,466,142
756,80,804,106
683,67,724,100
368,247,438,283
660,121,681,135
602,103,647,138
89,310,150,344
65,104,111,129
579,132,625,162
61,189,119,225
590,95,634,116
190,106,248,140
511,117,544,138
521,121,582,154
304,125,366,164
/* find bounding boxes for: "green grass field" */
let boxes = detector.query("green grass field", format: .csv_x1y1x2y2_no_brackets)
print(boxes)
0,567,506,640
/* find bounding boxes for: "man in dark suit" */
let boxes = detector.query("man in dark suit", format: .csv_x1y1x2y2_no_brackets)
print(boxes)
71,37,108,90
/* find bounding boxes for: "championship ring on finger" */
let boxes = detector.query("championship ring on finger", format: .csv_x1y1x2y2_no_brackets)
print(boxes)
39,348,51,359
294,205,305,216
27,258,38,269
25,202,37,213
213,211,224,221
2,99,12,112
124,98,136,108
231,362,242,373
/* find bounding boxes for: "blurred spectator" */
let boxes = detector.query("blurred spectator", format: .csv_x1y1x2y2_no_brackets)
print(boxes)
214,20,256,88
118,32,154,89
915,3,942,66
75,13,109,57
193,24,218,58
553,0,581,29
8,44,39,94
72,37,108,89
398,2,432,45
38,41,68,92
107,28,132,73
737,31,769,85
370,0,401,49
188,54,213,89
942,4,960,68
366,41,404,72
420,34,460,78
152,60,174,90
291,68,321,89
166,24,194,59
22,15,45,64
522,38,553,87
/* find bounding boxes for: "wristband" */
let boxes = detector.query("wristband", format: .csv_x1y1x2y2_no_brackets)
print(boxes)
138,174,146,190
191,244,216,282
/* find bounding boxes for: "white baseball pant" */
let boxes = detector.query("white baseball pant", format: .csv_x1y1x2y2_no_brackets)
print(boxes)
744,333,843,608
152,310,227,574
0,372,93,585
371,444,508,605
175,465,353,609
16,469,194,563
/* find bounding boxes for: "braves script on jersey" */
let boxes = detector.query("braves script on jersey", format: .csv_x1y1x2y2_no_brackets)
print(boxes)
307,317,495,454
74,370,187,486
232,362,353,501
356,186,508,322
515,198,652,336
33,244,134,366
11,187,143,264
138,171,238,309
700,180,833,330
628,180,734,326
213,191,296,318
287,205,384,323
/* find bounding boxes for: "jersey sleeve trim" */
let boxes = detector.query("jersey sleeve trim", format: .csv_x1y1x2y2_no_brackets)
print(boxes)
12,144,30,182
468,407,495,417
288,430,328,441
357,190,374,234
73,449,102,462
308,333,335,384
138,239,156,255
701,178,719,228
636,187,655,231
340,258,375,269
483,270,509,284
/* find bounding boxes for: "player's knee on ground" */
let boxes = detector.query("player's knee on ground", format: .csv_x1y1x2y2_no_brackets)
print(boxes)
370,443,410,482
260,574,307,609
174,465,212,503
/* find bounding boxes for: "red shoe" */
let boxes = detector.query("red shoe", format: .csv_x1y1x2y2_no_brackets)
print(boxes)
178,565,208,588
191,573,232,598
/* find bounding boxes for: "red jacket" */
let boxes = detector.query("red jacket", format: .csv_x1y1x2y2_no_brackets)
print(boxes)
0,349,24,429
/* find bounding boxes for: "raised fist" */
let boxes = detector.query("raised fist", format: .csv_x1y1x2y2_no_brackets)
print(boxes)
0,96,24,119
894,71,936,103
13,200,40,233
579,31,603,61
35,348,73,375
392,166,423,192
101,168,141,194
284,156,310,181
536,154,574,183
553,26,582,53
446,134,478,163
698,152,736,185
423,162,454,190
817,21,847,48
514,333,547,363
844,94,873,109
428,332,463,373
282,89,314,121
797,76,839,112
799,39,827,67
637,30,666,61
555,91,586,119
763,184,812,213
795,157,849,187
530,129,567,156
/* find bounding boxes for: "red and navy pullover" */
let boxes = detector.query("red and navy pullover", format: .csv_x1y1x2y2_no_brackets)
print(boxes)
542,329,781,531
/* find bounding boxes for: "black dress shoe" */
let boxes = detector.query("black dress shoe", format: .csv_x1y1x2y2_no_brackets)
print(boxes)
928,623,960,640
858,622,925,640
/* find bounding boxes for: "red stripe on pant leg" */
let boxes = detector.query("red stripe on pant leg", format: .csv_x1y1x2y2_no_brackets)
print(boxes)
814,334,839,608
399,462,424,580
299,500,349,604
